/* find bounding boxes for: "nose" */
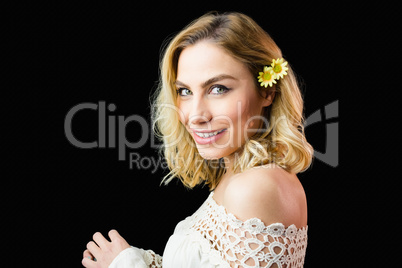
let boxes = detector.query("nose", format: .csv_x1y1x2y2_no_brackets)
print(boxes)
188,96,212,127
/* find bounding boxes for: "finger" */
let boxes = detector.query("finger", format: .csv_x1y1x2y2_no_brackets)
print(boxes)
86,241,101,258
93,232,109,249
81,255,96,267
108,229,121,242
83,249,93,259
108,229,130,252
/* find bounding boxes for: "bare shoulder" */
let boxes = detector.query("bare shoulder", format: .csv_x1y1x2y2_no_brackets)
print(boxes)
222,164,307,228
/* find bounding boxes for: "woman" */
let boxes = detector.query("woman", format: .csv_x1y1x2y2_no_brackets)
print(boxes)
82,11,313,268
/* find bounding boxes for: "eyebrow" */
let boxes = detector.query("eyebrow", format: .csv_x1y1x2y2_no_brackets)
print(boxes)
175,74,237,89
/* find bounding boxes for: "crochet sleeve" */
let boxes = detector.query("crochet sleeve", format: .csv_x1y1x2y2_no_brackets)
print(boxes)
109,246,162,268
192,198,308,268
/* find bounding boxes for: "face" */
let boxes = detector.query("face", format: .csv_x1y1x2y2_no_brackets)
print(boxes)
176,41,273,161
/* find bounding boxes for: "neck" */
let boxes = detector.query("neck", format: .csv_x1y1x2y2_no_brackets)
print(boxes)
218,152,239,182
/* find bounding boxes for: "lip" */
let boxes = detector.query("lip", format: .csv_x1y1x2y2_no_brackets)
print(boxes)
191,128,227,145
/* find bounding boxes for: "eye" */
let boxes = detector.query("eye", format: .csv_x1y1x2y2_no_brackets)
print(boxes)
209,85,230,95
176,88,192,96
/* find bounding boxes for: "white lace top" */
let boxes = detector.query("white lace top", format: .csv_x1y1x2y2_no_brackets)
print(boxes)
109,192,308,268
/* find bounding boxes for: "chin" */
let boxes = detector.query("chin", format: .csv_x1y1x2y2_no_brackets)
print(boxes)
196,147,236,161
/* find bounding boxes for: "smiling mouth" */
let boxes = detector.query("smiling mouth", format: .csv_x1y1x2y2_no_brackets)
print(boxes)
194,129,226,138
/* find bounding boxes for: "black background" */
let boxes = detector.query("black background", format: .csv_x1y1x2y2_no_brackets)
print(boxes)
6,1,399,267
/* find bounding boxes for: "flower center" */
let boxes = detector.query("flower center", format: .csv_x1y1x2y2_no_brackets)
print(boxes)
273,64,282,73
263,72,272,80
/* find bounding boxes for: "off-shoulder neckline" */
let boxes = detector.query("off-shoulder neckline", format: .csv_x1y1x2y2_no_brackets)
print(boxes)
208,191,308,233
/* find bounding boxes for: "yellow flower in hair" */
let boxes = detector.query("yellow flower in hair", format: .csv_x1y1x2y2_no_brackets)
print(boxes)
257,66,277,88
271,58,288,79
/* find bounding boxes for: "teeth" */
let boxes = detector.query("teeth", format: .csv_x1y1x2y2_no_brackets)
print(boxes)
195,129,224,138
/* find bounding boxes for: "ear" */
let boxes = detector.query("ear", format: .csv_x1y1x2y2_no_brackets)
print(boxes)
261,85,276,107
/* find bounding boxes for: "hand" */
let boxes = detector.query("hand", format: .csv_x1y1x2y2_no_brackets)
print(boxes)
82,229,130,268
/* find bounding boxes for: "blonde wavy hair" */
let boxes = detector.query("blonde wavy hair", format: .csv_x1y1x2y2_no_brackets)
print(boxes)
152,12,313,189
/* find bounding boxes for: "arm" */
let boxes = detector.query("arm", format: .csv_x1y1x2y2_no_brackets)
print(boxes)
215,218,308,267
82,230,162,268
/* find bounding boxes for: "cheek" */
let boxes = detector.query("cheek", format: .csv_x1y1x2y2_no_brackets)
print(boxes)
215,102,239,128
237,99,264,136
